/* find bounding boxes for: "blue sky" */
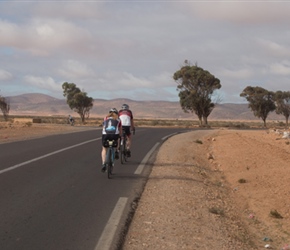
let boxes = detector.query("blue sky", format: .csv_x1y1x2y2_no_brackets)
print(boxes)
1,0,290,103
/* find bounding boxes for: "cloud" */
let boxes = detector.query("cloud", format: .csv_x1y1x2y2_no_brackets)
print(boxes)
269,60,290,75
255,38,290,58
0,69,13,81
58,60,95,79
24,75,61,92
220,68,254,79
31,2,106,20
0,20,20,47
176,2,290,24
91,70,173,90
1,1,290,103
88,71,153,93
0,18,92,56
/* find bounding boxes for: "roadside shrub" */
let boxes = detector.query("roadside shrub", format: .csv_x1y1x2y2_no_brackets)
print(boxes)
150,120,159,126
238,178,247,183
209,207,224,216
270,209,283,219
195,139,203,144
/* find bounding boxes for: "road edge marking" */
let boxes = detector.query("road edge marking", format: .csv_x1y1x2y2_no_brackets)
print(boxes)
134,132,178,175
134,142,160,175
94,197,128,250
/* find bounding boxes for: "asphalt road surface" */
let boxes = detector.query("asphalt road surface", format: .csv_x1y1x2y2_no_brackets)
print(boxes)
0,127,188,250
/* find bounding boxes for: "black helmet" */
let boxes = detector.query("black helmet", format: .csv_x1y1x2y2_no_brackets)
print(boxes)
122,104,129,110
109,108,118,115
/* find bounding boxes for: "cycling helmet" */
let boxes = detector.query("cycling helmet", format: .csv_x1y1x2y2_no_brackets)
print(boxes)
109,108,118,115
122,104,129,110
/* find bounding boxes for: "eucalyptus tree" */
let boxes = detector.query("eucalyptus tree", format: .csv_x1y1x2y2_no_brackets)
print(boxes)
240,86,276,127
173,63,221,126
62,82,94,123
0,95,10,121
274,90,290,127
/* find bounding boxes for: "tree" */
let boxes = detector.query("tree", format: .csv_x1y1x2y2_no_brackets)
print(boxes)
240,86,276,127
173,62,221,126
0,95,10,121
274,90,290,127
62,82,94,123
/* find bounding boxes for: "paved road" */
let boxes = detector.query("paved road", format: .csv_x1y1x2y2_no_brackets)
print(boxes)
0,127,188,250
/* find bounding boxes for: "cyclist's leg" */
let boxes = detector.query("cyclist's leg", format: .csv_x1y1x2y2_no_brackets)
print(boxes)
124,127,132,157
101,146,107,172
126,138,131,157
101,146,106,163
101,135,107,172
123,127,131,149
127,134,132,149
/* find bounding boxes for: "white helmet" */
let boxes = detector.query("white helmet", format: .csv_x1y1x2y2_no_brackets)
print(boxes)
109,108,118,115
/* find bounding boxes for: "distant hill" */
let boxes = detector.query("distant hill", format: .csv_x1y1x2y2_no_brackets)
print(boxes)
5,93,284,121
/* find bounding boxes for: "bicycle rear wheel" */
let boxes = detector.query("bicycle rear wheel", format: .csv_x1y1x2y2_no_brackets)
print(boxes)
106,148,113,179
120,138,127,164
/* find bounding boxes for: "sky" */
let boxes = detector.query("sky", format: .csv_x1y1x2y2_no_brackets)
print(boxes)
1,0,290,103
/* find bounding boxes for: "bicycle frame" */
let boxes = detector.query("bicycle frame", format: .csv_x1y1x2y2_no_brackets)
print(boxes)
105,140,115,179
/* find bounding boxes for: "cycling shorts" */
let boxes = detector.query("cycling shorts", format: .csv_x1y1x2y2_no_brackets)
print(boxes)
122,126,131,137
102,134,119,147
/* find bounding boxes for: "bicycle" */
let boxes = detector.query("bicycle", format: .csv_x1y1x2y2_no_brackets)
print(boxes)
104,139,118,179
120,127,135,164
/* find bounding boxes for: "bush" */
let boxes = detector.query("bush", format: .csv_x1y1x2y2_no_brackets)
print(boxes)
238,178,247,183
270,209,283,219
209,207,224,216
195,139,203,144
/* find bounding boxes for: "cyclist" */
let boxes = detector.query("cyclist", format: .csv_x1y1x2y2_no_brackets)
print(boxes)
118,104,135,157
101,108,122,172
68,115,74,125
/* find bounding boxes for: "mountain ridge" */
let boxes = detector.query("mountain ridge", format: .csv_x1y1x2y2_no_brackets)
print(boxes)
5,93,284,121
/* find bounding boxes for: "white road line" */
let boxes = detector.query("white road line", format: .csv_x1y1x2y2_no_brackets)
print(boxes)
134,132,178,175
134,142,160,175
94,197,128,250
162,132,178,141
0,138,101,175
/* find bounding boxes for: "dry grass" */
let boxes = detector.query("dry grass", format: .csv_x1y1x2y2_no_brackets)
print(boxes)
2,115,287,130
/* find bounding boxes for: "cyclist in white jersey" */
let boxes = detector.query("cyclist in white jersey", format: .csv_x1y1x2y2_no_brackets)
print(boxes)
118,104,135,157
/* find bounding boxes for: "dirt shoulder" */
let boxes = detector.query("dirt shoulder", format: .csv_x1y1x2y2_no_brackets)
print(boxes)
122,128,290,250
1,123,290,249
0,123,96,143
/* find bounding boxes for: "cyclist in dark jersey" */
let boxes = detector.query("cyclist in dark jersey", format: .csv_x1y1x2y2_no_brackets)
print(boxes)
101,108,122,172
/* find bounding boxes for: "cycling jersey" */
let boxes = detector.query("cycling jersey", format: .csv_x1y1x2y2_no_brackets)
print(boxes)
102,117,122,135
118,110,133,126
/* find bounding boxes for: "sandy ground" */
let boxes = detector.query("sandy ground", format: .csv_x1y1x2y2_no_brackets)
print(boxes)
1,122,290,249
